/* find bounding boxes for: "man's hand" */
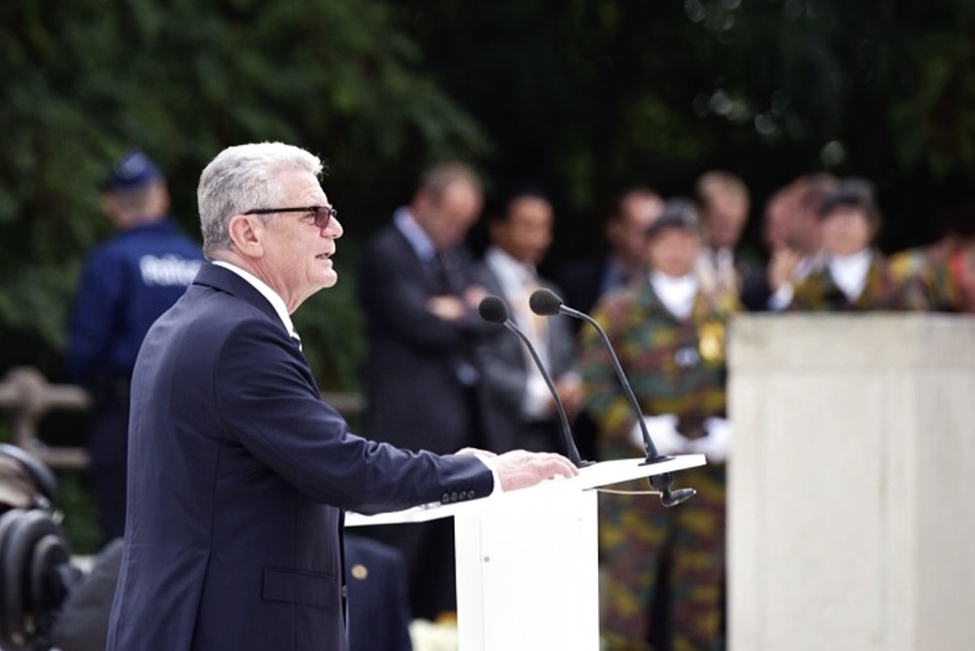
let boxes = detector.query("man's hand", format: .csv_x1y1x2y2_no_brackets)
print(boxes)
427,295,466,321
767,247,801,291
553,374,584,418
494,450,579,492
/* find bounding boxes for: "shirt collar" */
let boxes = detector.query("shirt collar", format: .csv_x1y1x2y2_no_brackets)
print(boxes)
212,260,297,337
828,249,873,300
485,246,535,284
649,270,698,320
394,207,437,263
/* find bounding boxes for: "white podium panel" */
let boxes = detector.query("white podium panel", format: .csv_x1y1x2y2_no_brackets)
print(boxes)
348,455,705,651
453,486,598,651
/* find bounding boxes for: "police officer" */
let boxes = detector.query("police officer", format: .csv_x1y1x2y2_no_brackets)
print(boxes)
66,149,204,543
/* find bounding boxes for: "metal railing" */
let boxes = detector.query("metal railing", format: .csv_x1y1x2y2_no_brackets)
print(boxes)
0,366,365,470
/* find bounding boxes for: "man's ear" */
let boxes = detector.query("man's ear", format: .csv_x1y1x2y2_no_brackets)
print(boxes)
228,214,265,257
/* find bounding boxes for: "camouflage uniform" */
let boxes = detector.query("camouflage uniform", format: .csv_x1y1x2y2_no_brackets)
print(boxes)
789,249,929,311
889,244,967,312
578,274,738,651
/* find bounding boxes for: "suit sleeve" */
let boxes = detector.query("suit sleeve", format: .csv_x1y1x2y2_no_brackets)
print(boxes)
358,235,484,352
214,317,493,513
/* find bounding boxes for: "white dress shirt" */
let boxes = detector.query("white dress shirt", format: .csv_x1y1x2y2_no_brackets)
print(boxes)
484,246,552,420
650,271,698,321
828,249,872,301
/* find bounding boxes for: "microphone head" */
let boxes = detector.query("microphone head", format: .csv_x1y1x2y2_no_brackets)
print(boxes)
529,288,563,316
478,295,509,324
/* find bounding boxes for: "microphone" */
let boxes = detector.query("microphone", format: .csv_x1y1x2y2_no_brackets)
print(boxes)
478,295,588,468
529,288,695,507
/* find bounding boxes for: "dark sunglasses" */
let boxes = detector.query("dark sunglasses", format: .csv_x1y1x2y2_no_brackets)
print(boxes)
244,205,337,230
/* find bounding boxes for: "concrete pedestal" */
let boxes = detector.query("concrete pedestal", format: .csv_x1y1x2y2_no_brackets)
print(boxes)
729,314,975,651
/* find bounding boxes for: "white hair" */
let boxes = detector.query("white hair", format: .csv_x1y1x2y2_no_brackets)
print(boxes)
198,142,323,258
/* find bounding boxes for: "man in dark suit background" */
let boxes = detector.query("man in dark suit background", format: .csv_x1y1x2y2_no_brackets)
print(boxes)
474,186,582,455
105,142,577,651
356,161,494,622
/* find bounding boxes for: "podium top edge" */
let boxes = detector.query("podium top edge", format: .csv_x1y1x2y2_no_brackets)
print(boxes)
345,455,706,527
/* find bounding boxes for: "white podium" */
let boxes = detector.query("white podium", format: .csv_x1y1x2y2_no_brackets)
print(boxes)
347,455,705,651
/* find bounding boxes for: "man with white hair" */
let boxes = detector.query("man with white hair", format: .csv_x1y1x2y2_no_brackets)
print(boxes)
105,142,576,651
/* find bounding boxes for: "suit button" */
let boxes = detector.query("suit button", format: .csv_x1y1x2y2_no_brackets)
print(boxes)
450,491,458,502
441,493,450,504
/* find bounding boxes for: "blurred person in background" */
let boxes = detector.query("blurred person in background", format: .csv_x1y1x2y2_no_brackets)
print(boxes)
65,149,203,543
357,161,493,623
559,187,663,461
694,170,765,311
578,198,737,650
889,194,975,312
763,173,836,311
474,186,582,454
560,186,664,321
785,177,928,311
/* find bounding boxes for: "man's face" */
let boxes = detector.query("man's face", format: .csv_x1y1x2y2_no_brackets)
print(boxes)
413,181,482,251
702,190,749,250
647,227,701,278
762,195,792,251
607,194,663,265
491,196,553,266
256,168,344,311
820,206,874,256
789,202,823,254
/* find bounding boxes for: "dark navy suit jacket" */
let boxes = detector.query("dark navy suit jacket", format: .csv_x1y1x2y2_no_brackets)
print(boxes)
105,263,493,651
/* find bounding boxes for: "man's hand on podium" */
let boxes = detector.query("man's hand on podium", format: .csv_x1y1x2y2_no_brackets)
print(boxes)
492,450,579,492
456,448,578,493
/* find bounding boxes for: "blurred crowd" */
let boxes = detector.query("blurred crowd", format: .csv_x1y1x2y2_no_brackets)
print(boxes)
46,151,975,651
352,163,975,651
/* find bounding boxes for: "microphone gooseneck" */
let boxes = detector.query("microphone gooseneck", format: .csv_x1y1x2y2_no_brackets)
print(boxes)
528,288,695,507
477,296,587,468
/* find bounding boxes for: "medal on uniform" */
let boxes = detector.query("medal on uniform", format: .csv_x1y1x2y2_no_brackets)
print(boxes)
698,321,725,363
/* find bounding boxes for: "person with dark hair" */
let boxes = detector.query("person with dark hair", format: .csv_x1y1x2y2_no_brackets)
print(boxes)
559,187,664,320
474,186,582,454
578,198,737,650
66,149,204,543
785,177,928,311
558,187,664,461
356,161,495,623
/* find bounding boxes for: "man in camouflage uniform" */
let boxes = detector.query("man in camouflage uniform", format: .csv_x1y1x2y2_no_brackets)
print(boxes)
578,199,738,650
889,195,975,313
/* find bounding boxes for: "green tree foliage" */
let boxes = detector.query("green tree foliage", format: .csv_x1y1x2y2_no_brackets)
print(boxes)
2,0,975,390
406,0,975,256
0,0,489,388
